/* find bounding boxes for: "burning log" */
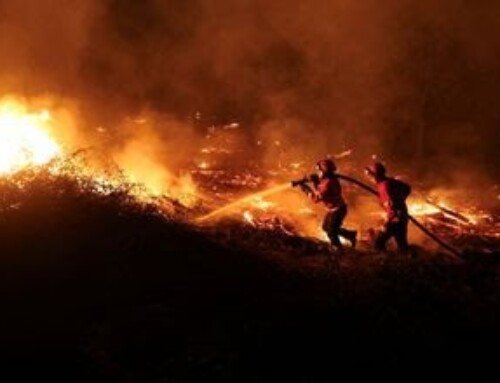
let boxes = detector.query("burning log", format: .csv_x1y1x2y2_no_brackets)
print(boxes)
424,198,472,224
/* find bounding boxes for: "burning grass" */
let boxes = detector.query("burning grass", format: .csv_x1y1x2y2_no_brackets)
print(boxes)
0,155,194,236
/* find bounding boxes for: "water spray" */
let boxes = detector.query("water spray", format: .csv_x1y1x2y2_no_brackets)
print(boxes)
196,182,291,223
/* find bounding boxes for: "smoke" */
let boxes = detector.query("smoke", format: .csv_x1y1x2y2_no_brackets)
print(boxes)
110,111,201,203
0,0,499,183
0,0,99,96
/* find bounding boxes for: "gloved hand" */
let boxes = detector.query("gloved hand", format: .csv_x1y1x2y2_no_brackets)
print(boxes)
299,183,313,196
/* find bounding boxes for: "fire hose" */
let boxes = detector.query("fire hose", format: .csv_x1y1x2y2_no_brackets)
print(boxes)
293,173,463,259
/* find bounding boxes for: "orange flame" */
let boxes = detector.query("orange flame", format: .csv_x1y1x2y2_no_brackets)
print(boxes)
0,97,199,209
408,201,440,216
0,100,61,174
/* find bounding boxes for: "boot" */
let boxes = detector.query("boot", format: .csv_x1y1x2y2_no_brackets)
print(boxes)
328,244,344,256
328,236,344,254
347,230,357,249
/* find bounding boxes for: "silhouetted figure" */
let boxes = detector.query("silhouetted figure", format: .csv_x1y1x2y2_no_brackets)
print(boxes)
366,162,411,252
305,159,357,250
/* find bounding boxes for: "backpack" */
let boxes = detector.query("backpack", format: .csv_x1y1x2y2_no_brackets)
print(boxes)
390,178,411,201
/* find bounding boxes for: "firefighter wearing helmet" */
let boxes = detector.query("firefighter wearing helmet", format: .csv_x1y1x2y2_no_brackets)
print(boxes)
307,158,357,250
366,162,412,252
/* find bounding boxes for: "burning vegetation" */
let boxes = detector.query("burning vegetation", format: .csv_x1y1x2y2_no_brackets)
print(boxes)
0,96,497,259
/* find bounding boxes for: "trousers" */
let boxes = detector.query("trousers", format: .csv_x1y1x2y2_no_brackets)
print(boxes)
322,205,356,247
375,216,409,252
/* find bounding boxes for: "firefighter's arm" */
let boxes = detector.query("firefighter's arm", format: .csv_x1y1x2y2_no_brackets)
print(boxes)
299,183,314,197
309,181,326,203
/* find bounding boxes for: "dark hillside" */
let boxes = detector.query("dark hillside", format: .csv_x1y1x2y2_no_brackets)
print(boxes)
0,172,499,382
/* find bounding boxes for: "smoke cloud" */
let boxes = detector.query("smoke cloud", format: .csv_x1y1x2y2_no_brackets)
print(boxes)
0,0,499,182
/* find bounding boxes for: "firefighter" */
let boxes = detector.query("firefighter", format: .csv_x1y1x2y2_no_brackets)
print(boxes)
304,159,357,250
366,162,411,252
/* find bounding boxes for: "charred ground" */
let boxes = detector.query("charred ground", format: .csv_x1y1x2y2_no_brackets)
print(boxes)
1,171,499,382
